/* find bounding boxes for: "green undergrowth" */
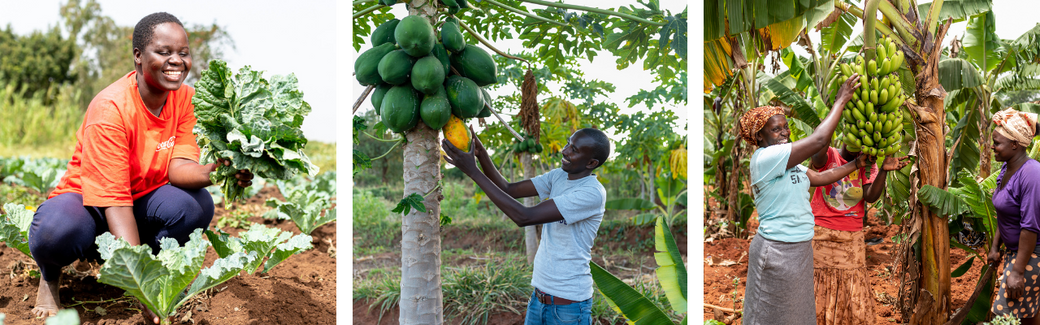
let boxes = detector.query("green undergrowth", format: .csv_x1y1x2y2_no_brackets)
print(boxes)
353,254,667,325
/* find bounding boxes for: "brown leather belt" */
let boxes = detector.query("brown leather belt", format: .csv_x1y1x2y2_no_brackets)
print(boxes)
535,288,575,305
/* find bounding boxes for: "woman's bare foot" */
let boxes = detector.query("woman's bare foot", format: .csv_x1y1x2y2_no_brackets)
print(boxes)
31,279,61,318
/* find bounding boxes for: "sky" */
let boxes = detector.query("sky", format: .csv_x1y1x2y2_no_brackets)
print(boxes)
0,0,338,143
349,0,691,141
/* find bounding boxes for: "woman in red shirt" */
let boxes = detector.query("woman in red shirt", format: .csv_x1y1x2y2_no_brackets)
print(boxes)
28,13,249,323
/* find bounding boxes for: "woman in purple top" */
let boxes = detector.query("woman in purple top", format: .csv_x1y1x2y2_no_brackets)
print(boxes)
987,108,1040,323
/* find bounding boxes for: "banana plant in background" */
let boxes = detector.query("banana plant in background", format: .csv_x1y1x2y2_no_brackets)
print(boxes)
604,173,686,227
939,13,1040,182
917,170,999,324
591,216,687,325
0,203,33,257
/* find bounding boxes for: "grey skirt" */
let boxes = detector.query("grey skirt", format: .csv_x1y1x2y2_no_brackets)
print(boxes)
743,233,816,325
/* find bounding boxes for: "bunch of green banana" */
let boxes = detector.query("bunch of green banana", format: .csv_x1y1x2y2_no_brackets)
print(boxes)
830,36,908,159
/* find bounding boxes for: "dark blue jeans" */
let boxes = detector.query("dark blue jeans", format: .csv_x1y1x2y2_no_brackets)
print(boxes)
28,184,213,281
524,290,592,325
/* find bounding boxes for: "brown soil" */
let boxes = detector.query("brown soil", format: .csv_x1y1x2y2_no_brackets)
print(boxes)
0,186,337,325
703,211,986,324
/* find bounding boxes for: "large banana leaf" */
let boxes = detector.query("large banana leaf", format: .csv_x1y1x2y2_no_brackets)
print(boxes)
654,216,687,313
917,0,993,24
703,0,831,92
938,58,983,91
590,262,674,325
963,10,1003,73
762,72,821,128
917,185,970,217
994,74,1040,92
704,38,734,93
606,198,658,211
946,89,982,186
704,0,828,40
820,10,857,53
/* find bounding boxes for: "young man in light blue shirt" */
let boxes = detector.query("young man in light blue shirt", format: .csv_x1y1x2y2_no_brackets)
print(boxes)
443,128,609,325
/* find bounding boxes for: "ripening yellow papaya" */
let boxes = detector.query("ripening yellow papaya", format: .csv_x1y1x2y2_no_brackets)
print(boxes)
442,115,470,152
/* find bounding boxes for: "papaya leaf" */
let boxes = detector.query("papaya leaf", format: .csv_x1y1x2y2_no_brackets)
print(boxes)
393,193,427,215
654,216,687,313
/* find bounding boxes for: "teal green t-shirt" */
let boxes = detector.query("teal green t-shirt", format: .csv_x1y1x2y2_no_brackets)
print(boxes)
750,143,814,242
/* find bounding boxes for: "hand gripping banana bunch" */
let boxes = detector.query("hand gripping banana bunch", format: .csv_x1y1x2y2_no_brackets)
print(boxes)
832,36,907,159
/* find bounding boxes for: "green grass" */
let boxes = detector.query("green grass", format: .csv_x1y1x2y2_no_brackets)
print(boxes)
443,258,532,325
0,84,84,159
304,141,336,176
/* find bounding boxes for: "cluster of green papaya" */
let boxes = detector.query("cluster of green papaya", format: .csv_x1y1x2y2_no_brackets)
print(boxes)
355,13,497,134
834,36,907,158
513,135,543,154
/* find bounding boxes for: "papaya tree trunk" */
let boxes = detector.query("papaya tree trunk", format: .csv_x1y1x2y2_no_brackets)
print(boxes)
400,3,443,324
905,17,954,325
401,122,444,325
522,153,539,264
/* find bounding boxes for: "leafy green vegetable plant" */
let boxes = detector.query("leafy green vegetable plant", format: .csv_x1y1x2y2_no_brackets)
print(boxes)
95,229,255,325
191,60,319,208
0,203,33,257
205,223,313,274
263,177,336,235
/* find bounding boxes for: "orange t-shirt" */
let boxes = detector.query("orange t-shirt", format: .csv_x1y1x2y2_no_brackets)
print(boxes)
50,71,201,207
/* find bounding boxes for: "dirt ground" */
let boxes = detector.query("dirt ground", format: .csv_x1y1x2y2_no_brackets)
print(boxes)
0,186,337,325
703,210,987,324
353,221,688,324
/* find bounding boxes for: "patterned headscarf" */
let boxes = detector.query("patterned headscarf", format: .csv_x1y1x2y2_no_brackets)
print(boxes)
993,108,1038,147
739,106,786,144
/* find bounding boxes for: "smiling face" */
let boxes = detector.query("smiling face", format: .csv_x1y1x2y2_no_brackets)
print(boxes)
756,114,790,147
993,131,1020,162
560,132,600,174
134,22,191,93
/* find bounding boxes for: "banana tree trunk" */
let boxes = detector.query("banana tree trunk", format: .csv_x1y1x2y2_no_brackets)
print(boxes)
522,153,539,264
979,91,992,178
905,17,954,325
400,3,443,324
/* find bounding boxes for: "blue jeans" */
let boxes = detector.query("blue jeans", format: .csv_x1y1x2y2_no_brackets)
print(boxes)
524,290,592,325
29,184,214,281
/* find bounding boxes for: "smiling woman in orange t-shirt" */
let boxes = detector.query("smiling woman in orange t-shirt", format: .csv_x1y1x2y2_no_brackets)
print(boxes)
27,13,250,323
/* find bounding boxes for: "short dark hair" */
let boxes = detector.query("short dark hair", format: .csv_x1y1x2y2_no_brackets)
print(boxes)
577,128,610,169
133,12,184,53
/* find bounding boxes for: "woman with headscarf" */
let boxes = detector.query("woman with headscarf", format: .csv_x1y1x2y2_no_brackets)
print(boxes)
988,108,1040,324
738,74,866,325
